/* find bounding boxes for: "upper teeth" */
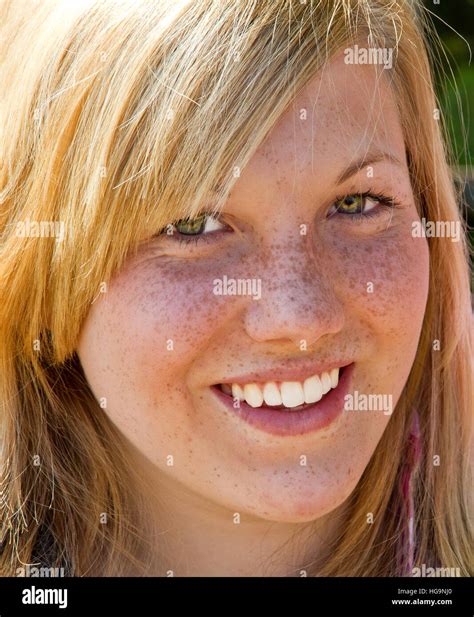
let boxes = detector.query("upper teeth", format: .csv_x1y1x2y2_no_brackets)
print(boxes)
226,368,340,409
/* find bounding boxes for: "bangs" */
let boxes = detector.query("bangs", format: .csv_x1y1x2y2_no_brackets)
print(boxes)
58,0,403,235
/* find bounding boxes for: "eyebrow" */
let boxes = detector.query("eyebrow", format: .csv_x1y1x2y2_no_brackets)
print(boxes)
336,151,404,185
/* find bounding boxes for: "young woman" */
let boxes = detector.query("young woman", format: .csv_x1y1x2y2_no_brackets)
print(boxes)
0,0,472,577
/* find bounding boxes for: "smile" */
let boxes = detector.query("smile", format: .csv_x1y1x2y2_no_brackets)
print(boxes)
219,367,340,410
211,363,355,437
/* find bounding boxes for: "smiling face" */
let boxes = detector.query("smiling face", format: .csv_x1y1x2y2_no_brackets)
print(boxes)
77,51,430,524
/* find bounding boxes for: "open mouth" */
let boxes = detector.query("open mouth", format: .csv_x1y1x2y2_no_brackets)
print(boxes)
211,363,354,437
215,365,348,412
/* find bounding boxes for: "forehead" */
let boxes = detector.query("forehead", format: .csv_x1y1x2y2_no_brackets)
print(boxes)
246,48,406,185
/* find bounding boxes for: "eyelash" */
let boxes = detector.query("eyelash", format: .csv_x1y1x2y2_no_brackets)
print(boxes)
329,190,400,223
169,190,400,246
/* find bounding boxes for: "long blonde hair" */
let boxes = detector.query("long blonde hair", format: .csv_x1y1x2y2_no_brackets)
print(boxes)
1,0,472,576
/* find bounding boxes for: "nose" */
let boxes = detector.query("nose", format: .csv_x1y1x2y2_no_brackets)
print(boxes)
242,245,345,348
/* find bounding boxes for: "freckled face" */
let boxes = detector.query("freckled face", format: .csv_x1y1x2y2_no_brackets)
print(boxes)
77,54,429,523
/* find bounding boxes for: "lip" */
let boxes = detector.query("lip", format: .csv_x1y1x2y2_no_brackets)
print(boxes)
217,360,353,386
211,363,355,437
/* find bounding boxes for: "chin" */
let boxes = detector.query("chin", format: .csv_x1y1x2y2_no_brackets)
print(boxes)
246,486,354,524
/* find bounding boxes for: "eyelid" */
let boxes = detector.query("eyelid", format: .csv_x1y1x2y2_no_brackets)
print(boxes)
164,212,217,232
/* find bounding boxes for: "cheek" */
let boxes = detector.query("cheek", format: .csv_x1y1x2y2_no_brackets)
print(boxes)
76,257,237,472
316,220,429,466
326,221,430,345
77,256,241,412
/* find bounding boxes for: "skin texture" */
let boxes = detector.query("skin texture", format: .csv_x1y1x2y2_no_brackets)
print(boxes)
77,52,430,576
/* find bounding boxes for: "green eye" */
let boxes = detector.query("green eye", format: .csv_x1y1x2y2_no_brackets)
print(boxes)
334,194,364,214
167,213,226,241
175,214,207,235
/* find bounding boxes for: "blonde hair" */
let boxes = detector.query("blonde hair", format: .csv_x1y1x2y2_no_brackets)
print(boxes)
0,0,472,576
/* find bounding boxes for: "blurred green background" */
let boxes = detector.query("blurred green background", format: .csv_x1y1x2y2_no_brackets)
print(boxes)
425,0,474,264
426,0,473,166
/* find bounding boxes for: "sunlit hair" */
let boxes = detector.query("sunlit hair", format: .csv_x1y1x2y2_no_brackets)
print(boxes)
0,0,472,576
